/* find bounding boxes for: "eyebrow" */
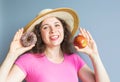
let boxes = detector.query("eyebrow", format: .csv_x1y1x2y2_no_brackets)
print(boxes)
41,24,49,28
41,22,60,27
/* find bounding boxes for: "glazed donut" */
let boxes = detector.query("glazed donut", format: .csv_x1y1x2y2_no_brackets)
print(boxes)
21,32,37,47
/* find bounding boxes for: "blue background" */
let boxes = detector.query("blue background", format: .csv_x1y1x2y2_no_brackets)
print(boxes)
0,0,120,82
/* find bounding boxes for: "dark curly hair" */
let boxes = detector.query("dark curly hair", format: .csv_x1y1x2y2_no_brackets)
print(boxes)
28,17,76,55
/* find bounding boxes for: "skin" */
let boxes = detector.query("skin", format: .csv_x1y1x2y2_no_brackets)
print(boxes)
40,17,64,63
0,17,110,82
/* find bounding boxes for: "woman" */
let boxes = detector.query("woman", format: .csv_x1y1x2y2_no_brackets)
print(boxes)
0,8,110,82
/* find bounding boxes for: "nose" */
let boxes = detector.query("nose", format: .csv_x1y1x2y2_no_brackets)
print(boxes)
50,26,56,34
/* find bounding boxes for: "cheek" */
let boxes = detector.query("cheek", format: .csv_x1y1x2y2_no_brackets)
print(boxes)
59,26,64,33
40,31,48,41
59,28,64,39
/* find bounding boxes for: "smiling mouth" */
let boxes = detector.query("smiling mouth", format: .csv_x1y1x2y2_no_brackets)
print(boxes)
50,35,59,40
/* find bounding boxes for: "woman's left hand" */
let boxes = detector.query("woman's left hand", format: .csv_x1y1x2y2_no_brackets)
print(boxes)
74,28,99,57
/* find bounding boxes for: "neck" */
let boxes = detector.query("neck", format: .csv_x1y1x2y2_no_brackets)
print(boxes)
44,46,63,58
44,46,64,64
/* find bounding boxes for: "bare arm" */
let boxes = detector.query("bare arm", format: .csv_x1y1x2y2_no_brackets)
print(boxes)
75,28,110,82
6,65,26,82
0,28,35,82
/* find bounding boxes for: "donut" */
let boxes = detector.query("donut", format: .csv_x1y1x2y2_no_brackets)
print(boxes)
21,32,37,47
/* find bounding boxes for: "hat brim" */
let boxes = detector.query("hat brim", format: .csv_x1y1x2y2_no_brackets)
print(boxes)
24,8,79,37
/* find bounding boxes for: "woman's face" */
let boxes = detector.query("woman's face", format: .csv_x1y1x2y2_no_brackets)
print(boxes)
40,17,64,47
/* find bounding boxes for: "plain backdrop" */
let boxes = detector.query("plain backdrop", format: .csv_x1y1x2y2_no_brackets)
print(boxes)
0,0,120,82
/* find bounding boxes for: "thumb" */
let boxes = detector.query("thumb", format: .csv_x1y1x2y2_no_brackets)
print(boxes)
74,46,84,52
25,44,35,50
22,44,35,52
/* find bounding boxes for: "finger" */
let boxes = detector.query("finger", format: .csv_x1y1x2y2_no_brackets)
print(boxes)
74,46,80,50
74,46,84,52
79,27,84,35
79,27,87,37
83,28,89,39
23,44,35,51
13,28,24,41
13,30,19,41
79,27,89,40
18,28,24,39
86,31,93,40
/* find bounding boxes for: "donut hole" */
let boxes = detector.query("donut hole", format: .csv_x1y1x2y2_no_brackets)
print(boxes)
27,35,33,42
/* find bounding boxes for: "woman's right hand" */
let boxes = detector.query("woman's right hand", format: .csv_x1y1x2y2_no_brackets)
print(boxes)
9,28,35,57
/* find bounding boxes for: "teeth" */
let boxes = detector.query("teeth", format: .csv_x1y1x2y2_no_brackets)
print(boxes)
50,35,58,39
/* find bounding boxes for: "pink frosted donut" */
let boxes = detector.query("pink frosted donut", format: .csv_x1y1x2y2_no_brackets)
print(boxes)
21,32,37,47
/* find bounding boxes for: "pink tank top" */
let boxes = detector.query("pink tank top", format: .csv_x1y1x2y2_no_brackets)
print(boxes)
15,53,85,82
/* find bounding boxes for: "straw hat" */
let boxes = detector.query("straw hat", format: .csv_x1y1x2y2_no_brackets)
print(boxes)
24,8,79,37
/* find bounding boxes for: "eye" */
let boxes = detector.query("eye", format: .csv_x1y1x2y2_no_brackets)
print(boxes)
55,24,60,27
43,26,48,29
42,25,49,30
